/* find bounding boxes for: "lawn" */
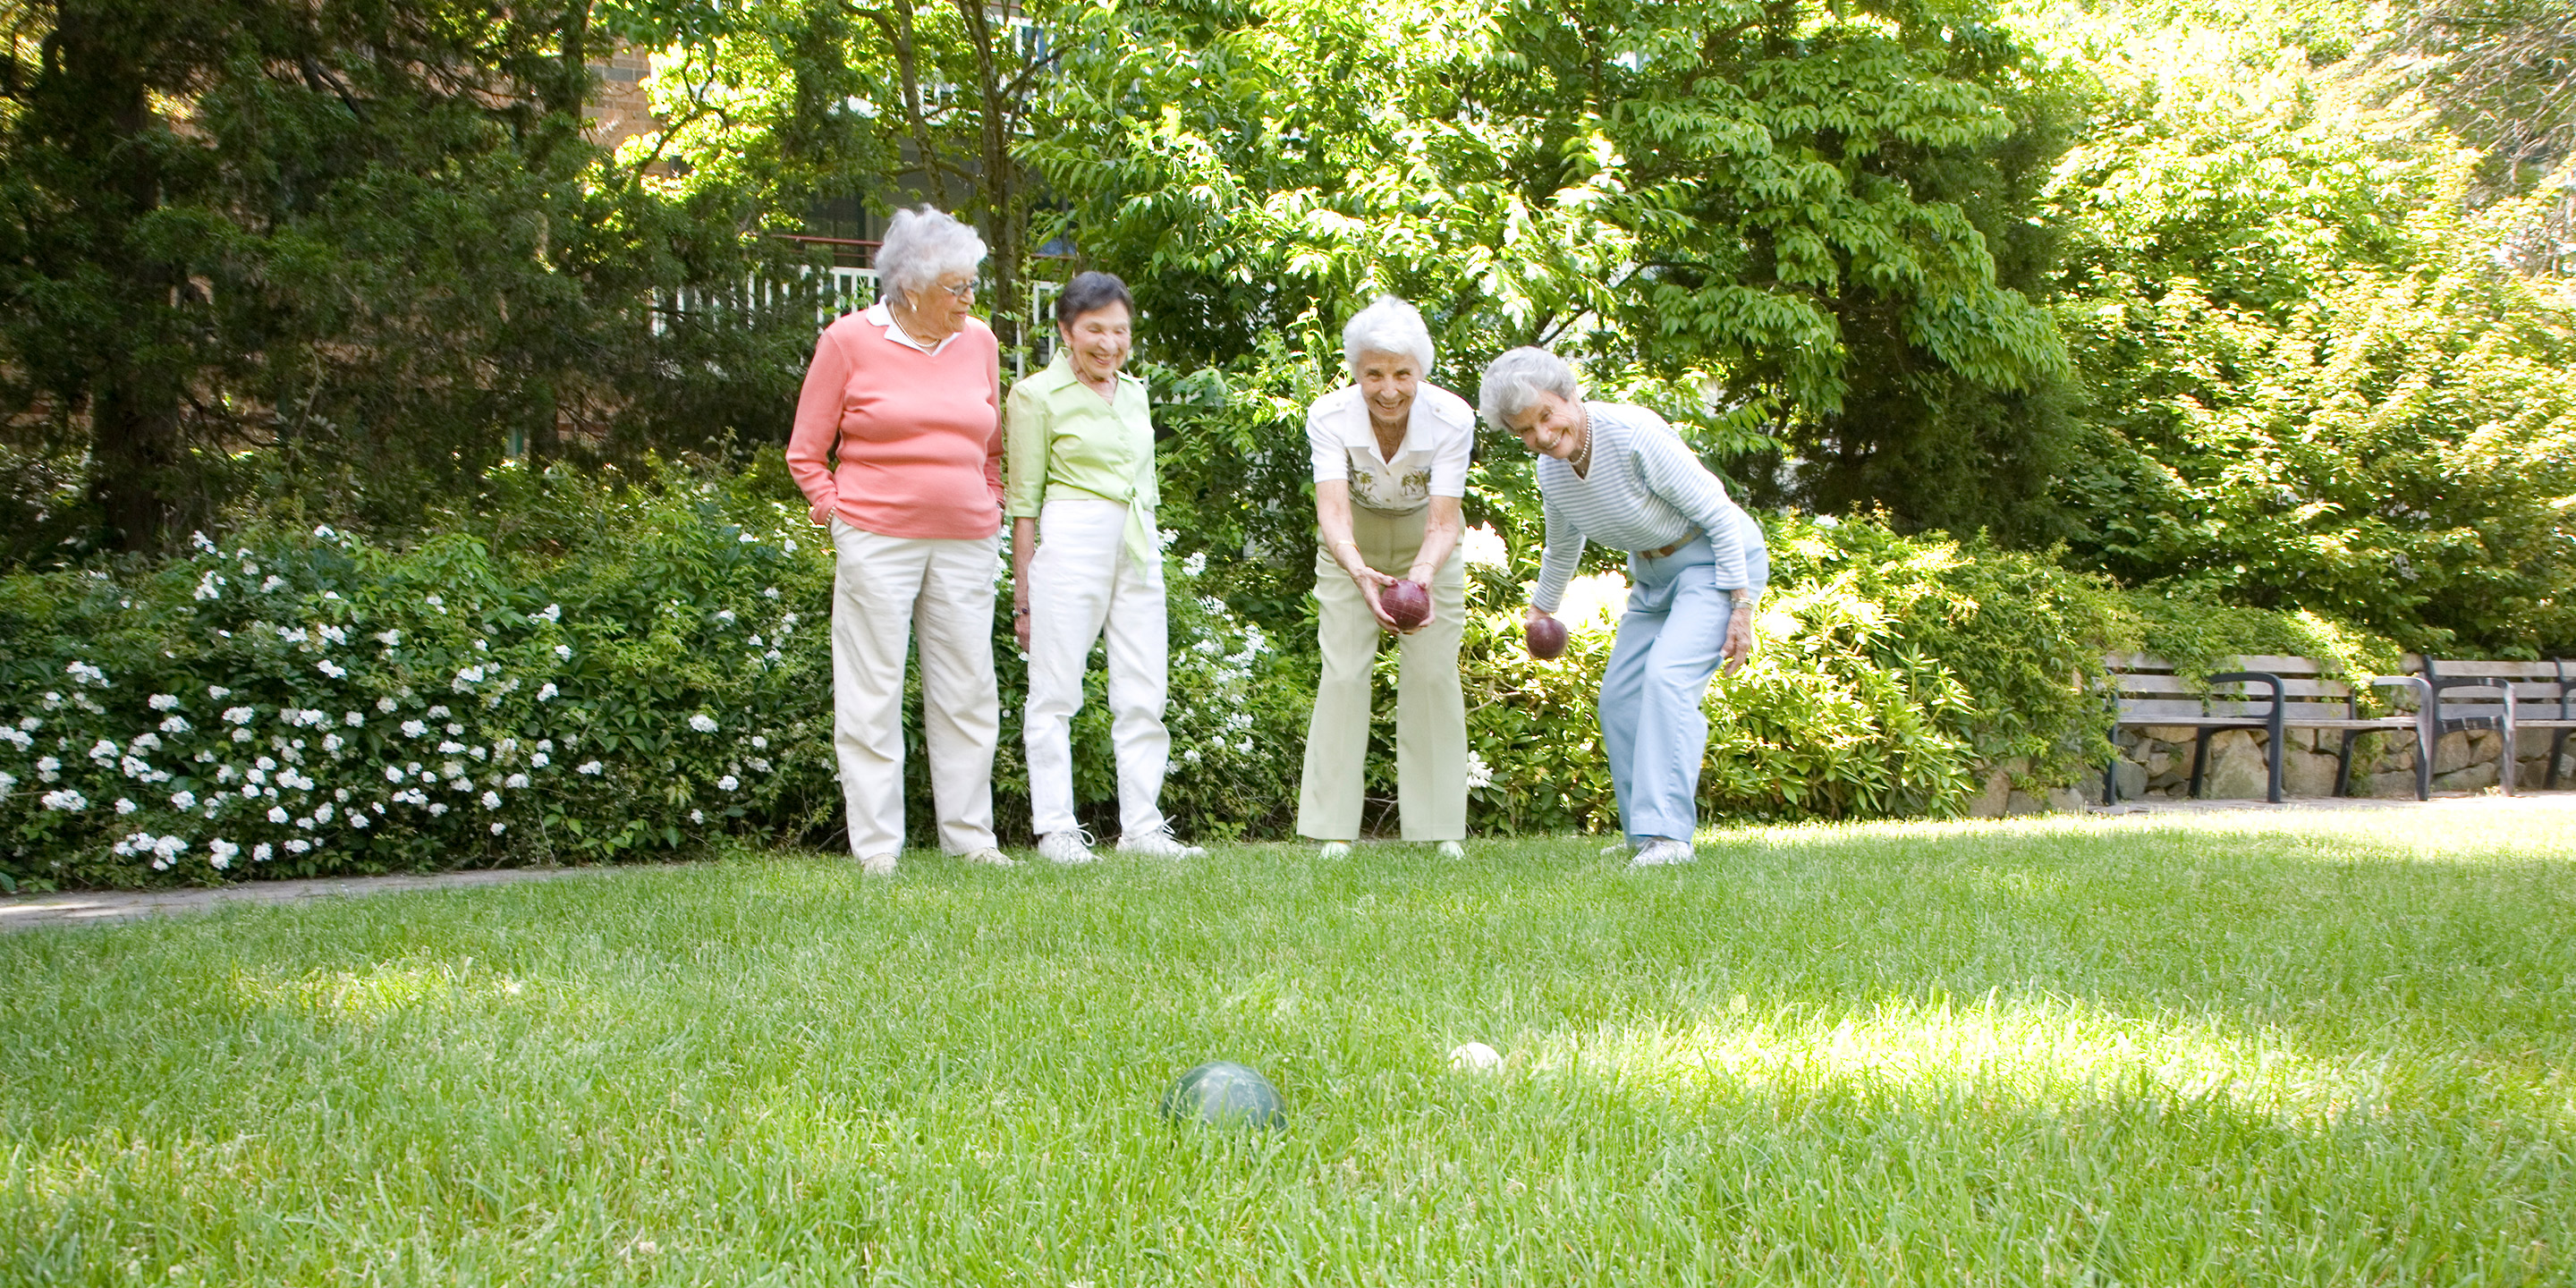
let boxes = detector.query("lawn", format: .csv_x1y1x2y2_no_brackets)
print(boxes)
4,810,2573,1285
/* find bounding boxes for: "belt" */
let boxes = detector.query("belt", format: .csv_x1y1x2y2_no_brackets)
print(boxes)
1640,527,1701,560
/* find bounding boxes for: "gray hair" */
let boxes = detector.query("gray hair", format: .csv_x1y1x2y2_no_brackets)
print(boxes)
1478,346,1581,431
876,205,987,302
1342,296,1435,375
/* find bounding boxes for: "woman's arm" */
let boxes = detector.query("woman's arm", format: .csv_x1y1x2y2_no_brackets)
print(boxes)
1720,513,1767,675
1011,516,1038,651
1530,486,1587,615
1402,496,1463,633
1002,377,1050,652
784,326,854,526
1315,480,1398,631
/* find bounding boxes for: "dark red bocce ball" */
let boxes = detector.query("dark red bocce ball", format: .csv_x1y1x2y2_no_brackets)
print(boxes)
1381,579,1431,630
1526,613,1568,659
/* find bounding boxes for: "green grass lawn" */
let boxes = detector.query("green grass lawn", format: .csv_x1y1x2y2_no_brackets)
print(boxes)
5,811,2574,1285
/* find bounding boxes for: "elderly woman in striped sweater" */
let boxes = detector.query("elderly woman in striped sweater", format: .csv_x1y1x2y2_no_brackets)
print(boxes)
1479,346,1769,869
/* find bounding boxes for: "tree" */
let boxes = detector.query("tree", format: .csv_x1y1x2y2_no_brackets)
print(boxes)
627,0,1058,351
2035,2,2576,653
1023,0,2080,617
0,0,805,559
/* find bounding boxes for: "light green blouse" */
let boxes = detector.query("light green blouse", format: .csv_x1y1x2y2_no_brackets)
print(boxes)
1004,352,1159,571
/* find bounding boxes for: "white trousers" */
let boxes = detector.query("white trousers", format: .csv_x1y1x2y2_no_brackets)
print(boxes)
828,518,1000,858
1023,496,1172,838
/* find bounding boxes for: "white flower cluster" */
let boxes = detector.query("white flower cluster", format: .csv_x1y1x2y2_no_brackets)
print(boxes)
112,831,190,869
1165,595,1274,768
2,516,820,884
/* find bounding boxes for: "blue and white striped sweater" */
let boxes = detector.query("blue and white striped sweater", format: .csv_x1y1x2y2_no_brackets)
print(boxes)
1532,402,1763,613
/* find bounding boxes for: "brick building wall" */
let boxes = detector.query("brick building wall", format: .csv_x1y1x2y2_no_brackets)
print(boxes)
584,44,659,159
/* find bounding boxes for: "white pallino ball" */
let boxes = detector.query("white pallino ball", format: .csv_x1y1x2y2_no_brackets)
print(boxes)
1448,1041,1503,1073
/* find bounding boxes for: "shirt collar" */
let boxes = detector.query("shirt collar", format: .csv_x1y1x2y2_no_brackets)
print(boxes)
1343,386,1436,463
1032,350,1083,392
863,301,957,356
1038,351,1144,405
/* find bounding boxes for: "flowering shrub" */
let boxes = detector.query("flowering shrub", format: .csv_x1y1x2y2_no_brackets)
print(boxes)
1445,529,1995,832
990,572,1309,844
1,462,2399,886
1427,513,2165,831
0,462,1311,886
0,463,840,888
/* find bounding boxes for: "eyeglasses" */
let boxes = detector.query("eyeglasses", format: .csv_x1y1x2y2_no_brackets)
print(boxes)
936,280,979,300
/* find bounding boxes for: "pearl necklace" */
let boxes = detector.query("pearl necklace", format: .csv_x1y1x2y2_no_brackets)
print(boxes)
1569,403,1594,476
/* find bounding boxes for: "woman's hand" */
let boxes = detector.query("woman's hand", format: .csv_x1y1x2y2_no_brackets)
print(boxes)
1013,603,1032,651
1722,598,1757,675
1344,555,1401,632
1393,563,1440,634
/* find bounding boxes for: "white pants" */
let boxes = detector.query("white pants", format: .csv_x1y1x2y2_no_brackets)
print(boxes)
828,518,1000,858
1023,496,1172,839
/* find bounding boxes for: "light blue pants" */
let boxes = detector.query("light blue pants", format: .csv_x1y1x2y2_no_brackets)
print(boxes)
1598,536,1767,842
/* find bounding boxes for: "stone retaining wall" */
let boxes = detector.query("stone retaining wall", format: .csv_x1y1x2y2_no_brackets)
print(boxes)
2099,726,2571,802
1964,729,2571,816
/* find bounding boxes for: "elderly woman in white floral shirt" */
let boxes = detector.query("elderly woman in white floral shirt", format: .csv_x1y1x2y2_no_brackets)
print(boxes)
1297,296,1475,859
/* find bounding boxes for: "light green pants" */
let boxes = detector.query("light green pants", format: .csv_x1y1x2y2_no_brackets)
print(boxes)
1297,504,1468,842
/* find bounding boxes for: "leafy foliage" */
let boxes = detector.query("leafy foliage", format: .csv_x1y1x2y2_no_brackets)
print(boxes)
2037,8,2576,653
0,460,1301,886
1033,0,2084,554
0,0,812,561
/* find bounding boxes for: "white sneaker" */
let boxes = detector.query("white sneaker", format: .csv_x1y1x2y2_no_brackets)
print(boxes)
1599,837,1638,857
959,847,1017,868
1318,841,1352,859
1038,830,1096,866
1118,827,1205,860
1436,841,1465,860
1630,838,1697,868
858,852,898,877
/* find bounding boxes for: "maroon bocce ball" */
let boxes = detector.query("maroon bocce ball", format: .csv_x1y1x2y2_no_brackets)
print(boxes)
1526,614,1569,659
1381,579,1431,630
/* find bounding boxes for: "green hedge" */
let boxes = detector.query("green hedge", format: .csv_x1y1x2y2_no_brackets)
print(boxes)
0,465,2403,887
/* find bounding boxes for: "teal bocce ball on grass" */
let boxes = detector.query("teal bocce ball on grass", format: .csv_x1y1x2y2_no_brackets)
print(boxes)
1161,1061,1286,1130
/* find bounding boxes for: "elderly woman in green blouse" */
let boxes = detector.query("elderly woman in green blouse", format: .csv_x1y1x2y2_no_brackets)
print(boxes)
1006,272,1207,864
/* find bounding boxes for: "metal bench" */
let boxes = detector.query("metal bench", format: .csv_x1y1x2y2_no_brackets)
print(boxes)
2103,654,2431,804
2416,657,2576,792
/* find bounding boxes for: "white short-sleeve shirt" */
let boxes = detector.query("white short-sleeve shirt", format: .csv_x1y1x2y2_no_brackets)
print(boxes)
1305,382,1475,514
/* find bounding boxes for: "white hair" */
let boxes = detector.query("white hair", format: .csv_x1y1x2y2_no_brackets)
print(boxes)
875,206,987,302
1341,296,1435,375
1478,346,1581,431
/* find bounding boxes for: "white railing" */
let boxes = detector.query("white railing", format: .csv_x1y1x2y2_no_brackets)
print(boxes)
657,261,1063,379
654,264,877,335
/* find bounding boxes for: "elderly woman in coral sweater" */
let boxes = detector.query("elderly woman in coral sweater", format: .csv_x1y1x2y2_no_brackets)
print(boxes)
785,206,1013,876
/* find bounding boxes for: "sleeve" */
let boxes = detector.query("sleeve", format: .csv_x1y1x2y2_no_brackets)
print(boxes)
1734,508,1770,594
1631,423,1750,592
784,326,853,527
1428,402,1472,499
1003,378,1049,521
982,338,1005,510
1531,482,1587,614
1307,396,1347,485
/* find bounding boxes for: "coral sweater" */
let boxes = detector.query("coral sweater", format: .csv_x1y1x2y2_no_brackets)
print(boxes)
785,307,1004,539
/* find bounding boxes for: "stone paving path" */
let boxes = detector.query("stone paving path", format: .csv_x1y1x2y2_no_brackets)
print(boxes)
0,867,606,933
5,792,2570,932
